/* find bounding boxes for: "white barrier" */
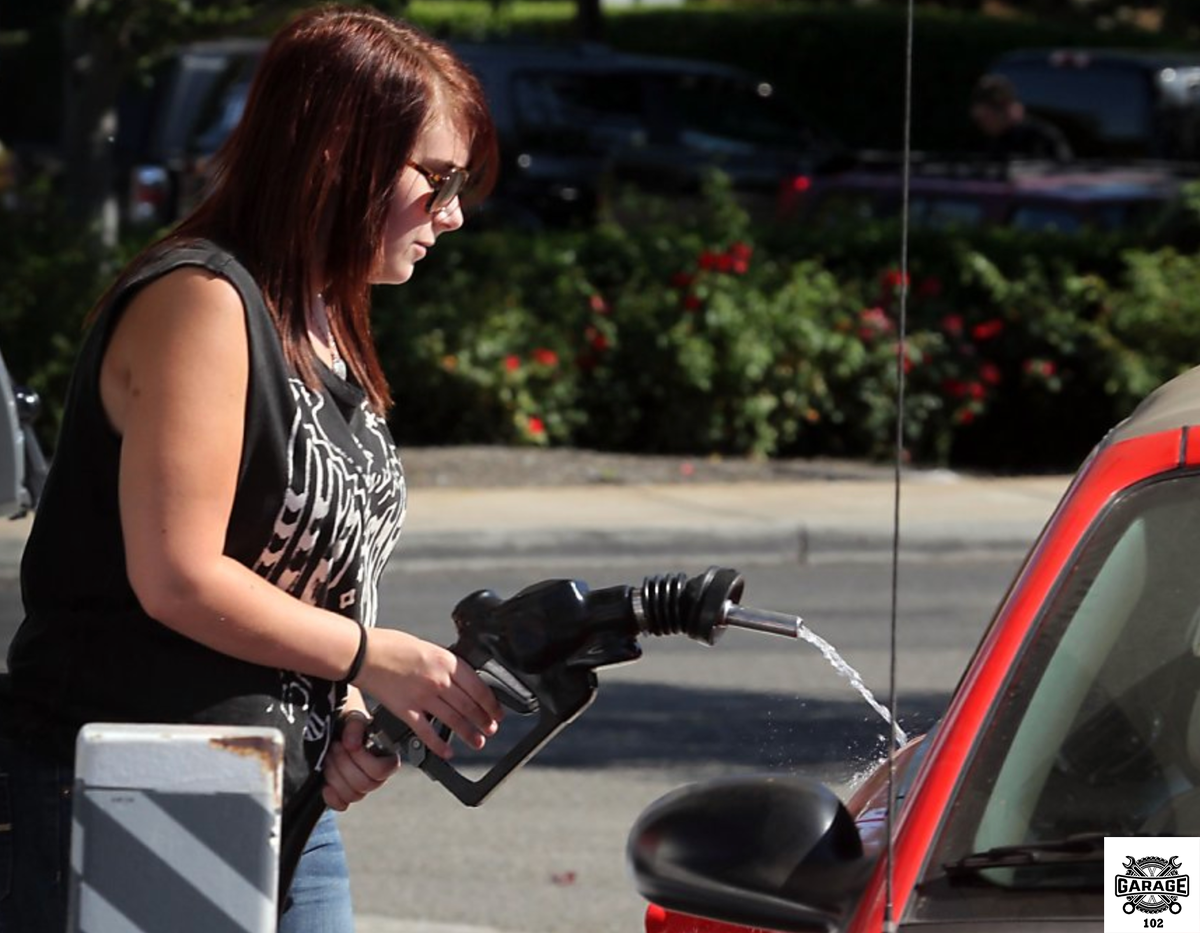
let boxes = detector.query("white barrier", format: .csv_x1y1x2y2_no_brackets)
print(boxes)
68,723,284,933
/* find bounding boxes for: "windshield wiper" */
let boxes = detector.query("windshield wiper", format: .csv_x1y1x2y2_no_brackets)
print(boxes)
944,832,1106,879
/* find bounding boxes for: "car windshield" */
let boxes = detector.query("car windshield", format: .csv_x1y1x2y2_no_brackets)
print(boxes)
999,62,1154,156
917,473,1200,918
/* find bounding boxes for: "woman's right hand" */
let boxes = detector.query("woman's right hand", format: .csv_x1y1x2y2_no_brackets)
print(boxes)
354,628,503,759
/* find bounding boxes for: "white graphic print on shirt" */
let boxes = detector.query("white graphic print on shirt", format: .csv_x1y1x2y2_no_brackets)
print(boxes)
254,379,405,764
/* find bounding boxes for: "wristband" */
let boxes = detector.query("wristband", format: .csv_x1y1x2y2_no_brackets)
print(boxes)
343,623,368,684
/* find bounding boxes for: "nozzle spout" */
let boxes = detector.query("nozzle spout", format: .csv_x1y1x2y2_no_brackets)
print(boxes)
721,601,804,639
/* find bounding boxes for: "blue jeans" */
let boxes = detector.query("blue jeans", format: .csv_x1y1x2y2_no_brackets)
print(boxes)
0,729,353,933
279,808,356,933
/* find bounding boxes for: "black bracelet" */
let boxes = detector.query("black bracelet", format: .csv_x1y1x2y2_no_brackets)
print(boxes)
343,623,369,684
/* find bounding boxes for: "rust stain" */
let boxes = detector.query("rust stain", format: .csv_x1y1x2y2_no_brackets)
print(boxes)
210,735,284,806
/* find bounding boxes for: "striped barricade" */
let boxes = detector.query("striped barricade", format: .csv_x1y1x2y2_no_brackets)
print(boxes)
68,723,284,933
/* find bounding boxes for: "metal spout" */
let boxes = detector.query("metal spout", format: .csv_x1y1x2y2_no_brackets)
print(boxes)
721,601,803,638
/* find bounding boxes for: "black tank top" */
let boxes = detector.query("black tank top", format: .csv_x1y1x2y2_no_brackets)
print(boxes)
1,240,405,801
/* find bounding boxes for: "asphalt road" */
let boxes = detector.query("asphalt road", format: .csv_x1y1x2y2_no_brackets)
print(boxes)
0,550,1023,933
342,551,1021,933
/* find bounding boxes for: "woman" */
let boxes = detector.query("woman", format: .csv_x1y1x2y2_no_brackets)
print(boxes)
0,7,503,932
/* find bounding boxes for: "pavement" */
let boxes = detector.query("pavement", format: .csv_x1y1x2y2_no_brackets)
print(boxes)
0,467,1072,575
0,463,1073,933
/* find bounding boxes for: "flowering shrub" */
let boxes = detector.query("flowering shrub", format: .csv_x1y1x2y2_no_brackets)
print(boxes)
7,174,1200,470
366,177,1200,469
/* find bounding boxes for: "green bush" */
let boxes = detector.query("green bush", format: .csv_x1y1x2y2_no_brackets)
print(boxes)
7,174,1200,472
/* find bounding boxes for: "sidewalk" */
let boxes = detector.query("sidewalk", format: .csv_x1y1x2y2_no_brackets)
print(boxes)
0,468,1071,573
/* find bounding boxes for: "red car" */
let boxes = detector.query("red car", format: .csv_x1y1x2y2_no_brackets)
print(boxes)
628,364,1200,932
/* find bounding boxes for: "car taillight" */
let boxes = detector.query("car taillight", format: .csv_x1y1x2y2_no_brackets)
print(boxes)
777,174,812,219
645,904,668,933
128,165,170,225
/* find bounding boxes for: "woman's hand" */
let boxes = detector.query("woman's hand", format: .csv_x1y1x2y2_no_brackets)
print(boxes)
354,628,503,760
321,710,398,811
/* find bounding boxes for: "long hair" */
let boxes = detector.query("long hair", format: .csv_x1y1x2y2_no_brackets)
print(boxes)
105,5,497,412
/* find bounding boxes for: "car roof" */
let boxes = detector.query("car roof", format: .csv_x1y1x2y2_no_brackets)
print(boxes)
452,40,757,82
994,47,1200,71
1109,365,1200,444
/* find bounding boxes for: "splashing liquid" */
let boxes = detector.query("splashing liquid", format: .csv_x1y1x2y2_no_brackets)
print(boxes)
799,625,908,748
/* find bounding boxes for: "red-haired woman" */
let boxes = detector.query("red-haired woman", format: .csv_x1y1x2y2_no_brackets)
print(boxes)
0,7,503,932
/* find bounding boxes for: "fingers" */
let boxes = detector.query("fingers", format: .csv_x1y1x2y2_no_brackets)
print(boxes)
321,714,399,811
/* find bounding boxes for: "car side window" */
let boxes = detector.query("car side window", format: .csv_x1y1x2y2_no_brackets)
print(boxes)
513,71,648,149
658,75,814,155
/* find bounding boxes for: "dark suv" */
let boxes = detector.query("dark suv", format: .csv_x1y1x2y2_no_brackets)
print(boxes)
989,48,1200,162
452,41,836,226
118,38,835,230
115,38,265,229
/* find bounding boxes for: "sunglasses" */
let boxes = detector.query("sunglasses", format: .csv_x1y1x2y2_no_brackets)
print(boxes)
406,160,470,215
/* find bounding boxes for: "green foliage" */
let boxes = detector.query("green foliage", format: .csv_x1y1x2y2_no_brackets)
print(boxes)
9,170,1200,472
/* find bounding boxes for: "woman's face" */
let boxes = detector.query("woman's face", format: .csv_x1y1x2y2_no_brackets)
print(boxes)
371,118,470,285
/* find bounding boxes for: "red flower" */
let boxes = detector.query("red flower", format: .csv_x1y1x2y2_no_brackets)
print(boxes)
698,250,722,271
527,416,545,436
917,276,943,299
670,272,694,289
532,348,558,367
955,408,976,425
729,242,753,262
971,319,1005,341
968,381,986,400
1023,358,1057,378
731,257,750,275
941,314,964,336
682,294,703,312
589,293,609,315
979,362,1002,385
585,326,610,351
858,307,893,335
504,355,521,372
942,378,967,398
881,269,910,294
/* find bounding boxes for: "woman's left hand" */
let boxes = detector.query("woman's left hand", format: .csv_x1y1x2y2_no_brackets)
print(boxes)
321,710,400,811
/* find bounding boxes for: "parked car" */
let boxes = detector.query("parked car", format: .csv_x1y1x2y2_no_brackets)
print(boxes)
115,38,266,229
116,38,838,231
0,347,47,518
781,158,1185,234
989,48,1200,163
628,361,1200,931
452,41,839,227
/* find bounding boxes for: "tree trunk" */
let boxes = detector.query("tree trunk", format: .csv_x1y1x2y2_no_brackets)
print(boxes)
577,0,604,42
61,0,121,246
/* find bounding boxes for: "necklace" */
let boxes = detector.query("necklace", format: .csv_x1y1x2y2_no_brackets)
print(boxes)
314,292,347,380
328,330,347,380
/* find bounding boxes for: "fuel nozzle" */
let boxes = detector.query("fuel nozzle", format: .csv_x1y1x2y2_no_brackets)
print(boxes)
634,566,804,645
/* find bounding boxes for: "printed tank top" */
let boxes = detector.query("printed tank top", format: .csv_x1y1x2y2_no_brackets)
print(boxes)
2,240,406,801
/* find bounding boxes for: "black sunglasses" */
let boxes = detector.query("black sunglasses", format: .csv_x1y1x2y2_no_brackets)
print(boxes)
406,160,470,215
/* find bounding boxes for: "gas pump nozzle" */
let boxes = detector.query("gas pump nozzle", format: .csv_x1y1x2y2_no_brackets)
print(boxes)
279,567,800,901
364,566,801,804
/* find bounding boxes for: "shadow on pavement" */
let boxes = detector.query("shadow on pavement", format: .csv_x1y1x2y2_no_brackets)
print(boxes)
440,681,947,777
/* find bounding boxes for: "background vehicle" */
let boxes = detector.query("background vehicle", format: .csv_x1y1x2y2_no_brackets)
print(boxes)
628,363,1200,931
116,38,837,231
782,157,1185,234
115,38,266,228
990,48,1200,162
0,348,47,518
453,41,838,227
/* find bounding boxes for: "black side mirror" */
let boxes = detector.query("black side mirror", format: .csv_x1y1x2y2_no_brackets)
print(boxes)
627,775,872,933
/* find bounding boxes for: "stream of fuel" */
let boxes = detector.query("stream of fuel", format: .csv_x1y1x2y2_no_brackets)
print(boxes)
724,601,908,748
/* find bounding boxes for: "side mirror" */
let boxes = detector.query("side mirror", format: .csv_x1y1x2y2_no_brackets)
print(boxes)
627,775,871,933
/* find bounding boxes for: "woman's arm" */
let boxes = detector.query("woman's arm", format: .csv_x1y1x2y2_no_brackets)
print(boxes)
100,268,500,757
